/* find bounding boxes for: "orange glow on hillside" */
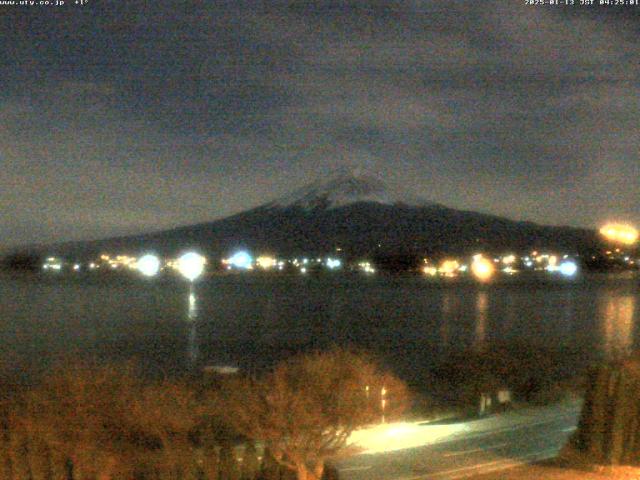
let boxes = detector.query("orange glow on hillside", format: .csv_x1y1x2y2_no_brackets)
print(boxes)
600,223,638,245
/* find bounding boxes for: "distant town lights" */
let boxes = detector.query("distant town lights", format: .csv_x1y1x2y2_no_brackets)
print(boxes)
177,252,206,281
423,266,437,276
137,254,161,277
502,254,516,265
256,255,277,270
358,261,376,274
439,260,460,277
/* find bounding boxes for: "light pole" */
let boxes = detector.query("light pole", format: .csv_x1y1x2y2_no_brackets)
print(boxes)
381,386,387,424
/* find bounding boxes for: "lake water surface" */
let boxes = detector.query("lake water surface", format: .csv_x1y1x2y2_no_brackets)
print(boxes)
0,272,638,384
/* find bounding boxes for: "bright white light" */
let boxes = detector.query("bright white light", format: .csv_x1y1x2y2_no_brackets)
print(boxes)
137,254,161,277
326,258,342,269
73,264,81,271
227,251,253,270
177,252,206,281
300,267,307,274
559,261,578,277
349,421,469,454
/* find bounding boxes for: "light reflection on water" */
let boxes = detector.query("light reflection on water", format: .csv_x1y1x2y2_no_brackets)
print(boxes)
440,292,451,347
0,273,638,379
474,291,488,350
600,293,636,358
187,286,199,364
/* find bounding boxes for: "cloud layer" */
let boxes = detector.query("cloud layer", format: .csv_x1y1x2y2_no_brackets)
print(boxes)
1,1,639,248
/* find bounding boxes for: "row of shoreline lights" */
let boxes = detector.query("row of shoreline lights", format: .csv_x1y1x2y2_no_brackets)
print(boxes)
223,252,344,273
140,251,578,281
427,253,579,281
90,251,582,281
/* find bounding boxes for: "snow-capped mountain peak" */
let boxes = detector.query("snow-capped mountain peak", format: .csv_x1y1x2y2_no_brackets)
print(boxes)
271,172,430,210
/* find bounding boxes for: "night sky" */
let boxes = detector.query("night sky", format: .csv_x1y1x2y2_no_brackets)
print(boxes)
1,1,639,249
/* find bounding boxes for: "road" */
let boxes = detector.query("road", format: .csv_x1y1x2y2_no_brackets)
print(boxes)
337,400,581,480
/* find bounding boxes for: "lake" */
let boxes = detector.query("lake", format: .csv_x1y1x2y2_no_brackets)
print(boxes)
0,271,638,386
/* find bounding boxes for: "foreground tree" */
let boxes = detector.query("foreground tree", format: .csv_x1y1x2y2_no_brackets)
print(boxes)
129,378,202,479
18,362,202,480
571,351,640,465
215,349,410,480
17,363,144,479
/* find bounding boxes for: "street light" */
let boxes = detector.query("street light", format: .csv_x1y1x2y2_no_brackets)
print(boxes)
559,260,578,277
225,250,253,270
471,255,495,282
137,254,161,277
177,252,206,282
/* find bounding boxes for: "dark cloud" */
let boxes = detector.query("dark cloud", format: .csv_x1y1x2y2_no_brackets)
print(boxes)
1,1,639,248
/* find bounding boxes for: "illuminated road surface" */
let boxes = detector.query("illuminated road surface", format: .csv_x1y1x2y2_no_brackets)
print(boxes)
338,400,581,480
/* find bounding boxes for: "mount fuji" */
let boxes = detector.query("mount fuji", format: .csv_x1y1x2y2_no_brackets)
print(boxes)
36,172,598,260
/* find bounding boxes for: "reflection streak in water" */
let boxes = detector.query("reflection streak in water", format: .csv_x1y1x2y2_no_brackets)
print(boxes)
601,294,636,357
440,292,452,346
475,291,488,349
187,286,199,364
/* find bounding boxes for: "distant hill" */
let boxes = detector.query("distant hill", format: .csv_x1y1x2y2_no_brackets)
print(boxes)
21,172,599,261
